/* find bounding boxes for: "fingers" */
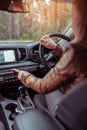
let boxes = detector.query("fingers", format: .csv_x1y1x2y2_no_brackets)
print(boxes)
40,35,49,43
40,34,57,49
40,35,51,48
11,68,20,73
11,68,23,80
41,34,49,39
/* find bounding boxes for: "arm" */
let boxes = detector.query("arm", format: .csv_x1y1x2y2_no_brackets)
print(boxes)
13,47,74,94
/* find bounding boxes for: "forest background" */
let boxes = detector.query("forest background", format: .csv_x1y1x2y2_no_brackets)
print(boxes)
0,0,72,41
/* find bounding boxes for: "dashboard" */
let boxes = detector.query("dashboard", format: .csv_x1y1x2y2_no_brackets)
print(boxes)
0,42,44,99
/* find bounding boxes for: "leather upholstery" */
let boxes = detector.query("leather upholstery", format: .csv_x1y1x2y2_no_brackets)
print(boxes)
0,121,5,130
13,109,66,130
34,90,64,116
55,80,87,130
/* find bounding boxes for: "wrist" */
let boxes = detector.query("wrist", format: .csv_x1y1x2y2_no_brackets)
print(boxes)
53,44,57,49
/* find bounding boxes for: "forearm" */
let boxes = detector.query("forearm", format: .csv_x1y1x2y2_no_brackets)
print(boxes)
18,67,65,94
18,64,67,94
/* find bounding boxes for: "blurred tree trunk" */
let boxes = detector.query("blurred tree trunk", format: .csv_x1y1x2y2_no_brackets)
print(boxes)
8,14,12,39
51,0,57,25
16,14,20,38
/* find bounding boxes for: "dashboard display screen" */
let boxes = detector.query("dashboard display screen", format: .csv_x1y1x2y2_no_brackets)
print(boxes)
0,50,16,63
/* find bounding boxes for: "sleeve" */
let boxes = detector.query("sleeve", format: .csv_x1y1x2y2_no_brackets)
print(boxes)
19,47,74,94
52,44,65,58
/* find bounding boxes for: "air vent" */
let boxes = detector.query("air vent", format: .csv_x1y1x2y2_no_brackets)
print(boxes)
18,48,27,61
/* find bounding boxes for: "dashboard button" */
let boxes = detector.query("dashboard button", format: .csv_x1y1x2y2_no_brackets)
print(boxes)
0,76,4,84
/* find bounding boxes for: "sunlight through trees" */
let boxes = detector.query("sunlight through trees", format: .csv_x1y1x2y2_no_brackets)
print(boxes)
0,0,72,41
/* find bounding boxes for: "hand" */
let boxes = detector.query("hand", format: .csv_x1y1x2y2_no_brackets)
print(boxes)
12,68,24,80
40,35,57,49
12,68,30,87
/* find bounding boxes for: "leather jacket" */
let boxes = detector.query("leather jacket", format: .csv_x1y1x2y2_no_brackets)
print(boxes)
19,42,87,94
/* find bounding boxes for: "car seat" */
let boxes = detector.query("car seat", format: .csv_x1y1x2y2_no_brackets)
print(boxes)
34,80,87,130
34,89,64,116
0,121,5,130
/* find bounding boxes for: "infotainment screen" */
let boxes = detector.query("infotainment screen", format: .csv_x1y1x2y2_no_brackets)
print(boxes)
0,50,16,63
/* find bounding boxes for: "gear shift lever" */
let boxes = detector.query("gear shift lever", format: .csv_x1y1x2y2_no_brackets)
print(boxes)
18,86,27,98
18,86,34,110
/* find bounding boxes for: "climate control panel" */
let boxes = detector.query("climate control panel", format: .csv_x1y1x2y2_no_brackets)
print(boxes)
0,71,18,85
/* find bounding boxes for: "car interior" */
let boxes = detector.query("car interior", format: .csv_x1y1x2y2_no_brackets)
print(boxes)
0,0,87,130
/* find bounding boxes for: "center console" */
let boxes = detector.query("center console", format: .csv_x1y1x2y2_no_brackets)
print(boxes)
0,86,35,130
0,71,18,85
13,109,61,130
0,86,64,130
0,70,21,99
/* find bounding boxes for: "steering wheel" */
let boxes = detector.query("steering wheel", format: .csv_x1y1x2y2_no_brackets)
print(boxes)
39,33,71,70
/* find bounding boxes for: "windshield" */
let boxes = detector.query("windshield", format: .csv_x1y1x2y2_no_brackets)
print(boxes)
0,0,72,42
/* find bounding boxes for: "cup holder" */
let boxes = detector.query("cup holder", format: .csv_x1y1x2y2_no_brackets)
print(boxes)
5,102,19,121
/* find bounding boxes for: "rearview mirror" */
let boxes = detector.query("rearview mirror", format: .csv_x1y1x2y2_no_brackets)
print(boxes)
8,2,29,13
0,0,29,13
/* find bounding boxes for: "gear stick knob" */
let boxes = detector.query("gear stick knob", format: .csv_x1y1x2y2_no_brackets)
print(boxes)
18,86,27,98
